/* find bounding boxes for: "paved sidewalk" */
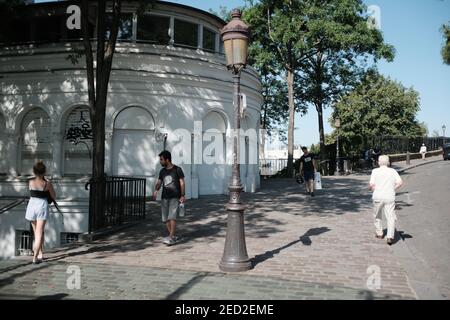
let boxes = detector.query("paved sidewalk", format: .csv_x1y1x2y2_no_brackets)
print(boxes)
0,176,417,300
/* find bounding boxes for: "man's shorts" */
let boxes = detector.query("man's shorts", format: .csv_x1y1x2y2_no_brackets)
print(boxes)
161,198,179,222
304,170,315,181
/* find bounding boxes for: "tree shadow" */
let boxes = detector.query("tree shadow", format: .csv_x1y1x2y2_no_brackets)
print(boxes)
164,272,208,300
0,262,51,290
4,177,372,264
253,177,373,216
251,227,331,268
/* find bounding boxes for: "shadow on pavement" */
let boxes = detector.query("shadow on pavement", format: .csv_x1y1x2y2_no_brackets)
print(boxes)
252,227,331,268
3,177,373,267
35,293,69,300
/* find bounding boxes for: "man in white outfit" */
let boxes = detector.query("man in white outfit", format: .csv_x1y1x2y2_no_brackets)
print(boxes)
419,143,427,160
369,155,403,245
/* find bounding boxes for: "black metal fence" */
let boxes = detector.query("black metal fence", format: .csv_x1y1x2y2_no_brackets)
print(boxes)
86,176,146,232
259,136,449,177
366,136,449,155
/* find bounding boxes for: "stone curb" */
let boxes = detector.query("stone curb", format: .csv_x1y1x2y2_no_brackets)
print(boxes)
397,158,443,174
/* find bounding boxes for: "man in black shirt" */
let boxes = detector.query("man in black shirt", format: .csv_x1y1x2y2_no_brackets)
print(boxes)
153,150,185,245
299,146,317,197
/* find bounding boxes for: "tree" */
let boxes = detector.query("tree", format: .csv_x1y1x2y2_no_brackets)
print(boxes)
80,0,152,231
80,0,122,231
209,5,233,22
418,121,428,137
297,0,394,161
441,22,450,65
243,0,314,176
331,71,424,156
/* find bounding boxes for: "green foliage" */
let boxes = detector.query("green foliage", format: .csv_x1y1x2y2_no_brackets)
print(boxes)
295,0,395,159
243,0,395,163
441,23,450,65
332,71,425,156
418,121,428,137
208,6,233,22
0,0,25,12
243,0,317,174
260,72,289,134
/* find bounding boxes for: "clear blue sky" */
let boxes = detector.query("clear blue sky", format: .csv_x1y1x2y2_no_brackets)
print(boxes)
35,0,450,146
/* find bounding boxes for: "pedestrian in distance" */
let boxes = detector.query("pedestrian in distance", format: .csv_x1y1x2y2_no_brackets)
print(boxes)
420,143,427,160
25,161,57,264
369,155,403,245
153,150,185,246
365,148,373,169
299,147,317,197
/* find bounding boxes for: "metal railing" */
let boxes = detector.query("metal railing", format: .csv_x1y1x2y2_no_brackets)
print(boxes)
259,159,291,176
86,176,146,232
376,136,448,154
0,198,27,215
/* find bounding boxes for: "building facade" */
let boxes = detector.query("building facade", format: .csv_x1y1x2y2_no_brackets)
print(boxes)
0,1,263,258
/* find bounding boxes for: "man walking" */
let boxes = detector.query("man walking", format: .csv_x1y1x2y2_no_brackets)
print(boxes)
153,150,185,245
299,147,317,197
369,155,403,245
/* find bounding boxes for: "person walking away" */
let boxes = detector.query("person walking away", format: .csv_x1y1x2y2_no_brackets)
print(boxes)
25,161,56,264
153,150,185,245
299,147,317,197
420,143,427,160
369,155,403,245
365,148,373,169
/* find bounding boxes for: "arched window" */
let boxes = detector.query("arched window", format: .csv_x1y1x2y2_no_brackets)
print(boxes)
112,106,157,176
199,111,227,195
20,108,52,176
63,106,93,176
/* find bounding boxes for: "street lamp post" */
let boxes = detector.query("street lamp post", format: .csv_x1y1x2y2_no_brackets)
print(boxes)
219,9,252,272
443,125,447,145
334,118,341,176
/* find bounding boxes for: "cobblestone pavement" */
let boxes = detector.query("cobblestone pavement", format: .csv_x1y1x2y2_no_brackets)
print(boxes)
0,176,417,300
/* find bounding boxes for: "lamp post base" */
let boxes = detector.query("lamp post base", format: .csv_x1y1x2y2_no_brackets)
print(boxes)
219,208,253,272
219,259,253,272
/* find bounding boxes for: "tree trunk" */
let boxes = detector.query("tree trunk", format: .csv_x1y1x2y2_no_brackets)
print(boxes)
81,0,121,231
286,69,295,177
316,101,325,161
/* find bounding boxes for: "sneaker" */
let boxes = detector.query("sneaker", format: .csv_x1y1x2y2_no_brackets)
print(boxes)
162,237,172,244
386,238,394,245
311,192,315,197
165,238,176,246
375,234,384,239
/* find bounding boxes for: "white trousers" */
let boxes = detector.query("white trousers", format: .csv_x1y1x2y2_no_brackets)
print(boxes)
373,200,397,239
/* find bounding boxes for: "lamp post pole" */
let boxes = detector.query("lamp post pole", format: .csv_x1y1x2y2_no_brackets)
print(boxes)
219,9,252,272
443,125,447,145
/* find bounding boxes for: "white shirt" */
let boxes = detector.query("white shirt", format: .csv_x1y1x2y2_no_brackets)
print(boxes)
420,146,427,153
370,166,402,202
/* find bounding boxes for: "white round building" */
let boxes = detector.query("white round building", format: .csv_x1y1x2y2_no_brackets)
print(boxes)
0,1,263,258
